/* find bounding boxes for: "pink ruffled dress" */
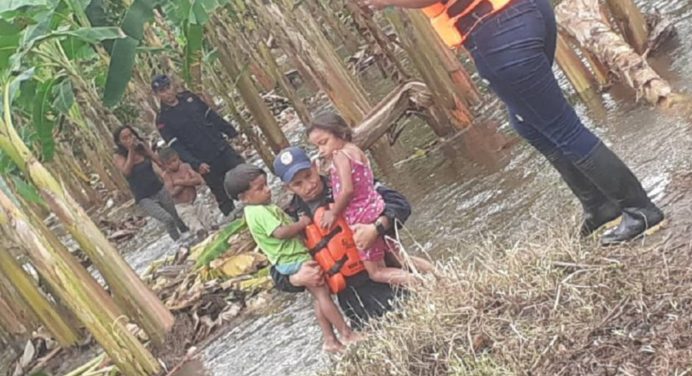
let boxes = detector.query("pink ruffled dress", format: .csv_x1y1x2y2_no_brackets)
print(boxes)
330,150,388,262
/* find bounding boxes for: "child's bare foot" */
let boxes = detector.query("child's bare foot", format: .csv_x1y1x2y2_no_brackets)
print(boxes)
323,338,344,353
340,331,365,346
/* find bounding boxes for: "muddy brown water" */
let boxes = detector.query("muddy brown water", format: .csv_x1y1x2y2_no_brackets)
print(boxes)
123,1,692,375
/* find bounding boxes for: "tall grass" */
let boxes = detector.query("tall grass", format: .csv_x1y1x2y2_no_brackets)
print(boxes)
324,224,692,375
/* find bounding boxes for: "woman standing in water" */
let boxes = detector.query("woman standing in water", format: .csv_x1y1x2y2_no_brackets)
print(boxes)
362,0,663,245
113,125,189,241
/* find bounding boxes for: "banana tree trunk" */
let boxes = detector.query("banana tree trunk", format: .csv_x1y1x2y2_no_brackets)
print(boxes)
0,246,80,347
261,0,372,125
555,0,672,105
307,0,360,54
387,10,471,135
206,69,277,168
0,264,36,337
0,90,174,346
0,190,160,376
55,148,102,208
208,15,289,153
344,3,410,82
256,40,312,127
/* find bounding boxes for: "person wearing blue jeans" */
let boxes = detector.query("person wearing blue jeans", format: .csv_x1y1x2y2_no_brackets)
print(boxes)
362,0,663,245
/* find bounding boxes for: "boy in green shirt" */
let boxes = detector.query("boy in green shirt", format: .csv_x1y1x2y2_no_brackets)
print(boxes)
224,164,360,353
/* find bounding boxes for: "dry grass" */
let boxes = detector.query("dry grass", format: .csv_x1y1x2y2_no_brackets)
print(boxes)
324,224,692,376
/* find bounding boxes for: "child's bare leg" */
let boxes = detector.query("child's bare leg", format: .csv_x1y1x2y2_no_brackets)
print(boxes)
410,256,436,274
364,259,419,286
313,300,343,353
307,285,361,345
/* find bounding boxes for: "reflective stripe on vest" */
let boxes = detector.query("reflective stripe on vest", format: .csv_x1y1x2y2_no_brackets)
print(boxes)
422,0,513,48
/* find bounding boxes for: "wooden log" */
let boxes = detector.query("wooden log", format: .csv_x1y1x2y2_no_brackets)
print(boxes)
605,0,648,55
0,189,160,375
556,0,672,105
0,87,174,346
555,32,597,96
353,81,433,150
0,248,80,347
415,12,481,108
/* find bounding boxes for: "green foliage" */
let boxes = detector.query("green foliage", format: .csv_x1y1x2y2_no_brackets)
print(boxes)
182,22,203,84
11,174,45,205
32,76,58,160
102,0,158,107
195,218,246,267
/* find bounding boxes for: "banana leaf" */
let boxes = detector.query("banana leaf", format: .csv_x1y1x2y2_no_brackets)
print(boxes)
194,218,247,267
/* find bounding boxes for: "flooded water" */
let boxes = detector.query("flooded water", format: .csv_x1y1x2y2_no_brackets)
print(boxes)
131,0,692,374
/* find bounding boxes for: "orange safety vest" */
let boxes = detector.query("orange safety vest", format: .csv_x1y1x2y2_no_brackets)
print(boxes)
422,0,513,48
304,207,365,294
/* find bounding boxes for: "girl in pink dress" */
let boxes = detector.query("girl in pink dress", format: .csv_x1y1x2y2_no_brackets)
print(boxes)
307,112,423,286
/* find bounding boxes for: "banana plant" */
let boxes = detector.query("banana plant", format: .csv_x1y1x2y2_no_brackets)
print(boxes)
102,0,233,106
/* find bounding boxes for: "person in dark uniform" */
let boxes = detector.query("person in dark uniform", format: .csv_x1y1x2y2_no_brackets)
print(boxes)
153,74,244,216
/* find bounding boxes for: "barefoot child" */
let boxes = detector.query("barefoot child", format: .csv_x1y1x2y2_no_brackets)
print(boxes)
224,163,360,352
307,112,434,286
159,147,216,240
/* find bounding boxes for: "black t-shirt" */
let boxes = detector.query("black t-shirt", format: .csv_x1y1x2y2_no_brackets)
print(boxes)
122,157,162,202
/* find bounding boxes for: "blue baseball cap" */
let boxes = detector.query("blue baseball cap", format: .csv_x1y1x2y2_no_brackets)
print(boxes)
273,147,312,183
151,74,171,92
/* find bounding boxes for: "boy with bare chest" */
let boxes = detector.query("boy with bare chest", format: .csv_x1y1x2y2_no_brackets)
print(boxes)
159,147,216,239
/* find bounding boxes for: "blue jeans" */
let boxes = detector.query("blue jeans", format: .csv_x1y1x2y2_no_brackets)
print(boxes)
464,0,600,161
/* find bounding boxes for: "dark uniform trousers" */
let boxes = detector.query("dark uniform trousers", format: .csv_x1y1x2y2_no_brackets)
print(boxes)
205,148,244,216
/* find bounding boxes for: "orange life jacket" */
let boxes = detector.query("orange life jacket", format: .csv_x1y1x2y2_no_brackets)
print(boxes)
422,0,513,48
304,208,365,294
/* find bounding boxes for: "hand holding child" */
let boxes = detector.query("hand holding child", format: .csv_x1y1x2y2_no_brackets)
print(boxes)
320,210,337,230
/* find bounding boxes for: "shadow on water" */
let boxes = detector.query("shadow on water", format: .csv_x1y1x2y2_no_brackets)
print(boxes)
130,0,692,374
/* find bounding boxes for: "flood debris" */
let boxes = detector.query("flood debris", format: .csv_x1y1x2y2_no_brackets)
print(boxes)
52,219,273,376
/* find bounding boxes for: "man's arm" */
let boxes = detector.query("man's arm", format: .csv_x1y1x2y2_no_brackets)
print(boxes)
353,183,412,250
271,261,325,291
377,182,412,230
191,92,239,139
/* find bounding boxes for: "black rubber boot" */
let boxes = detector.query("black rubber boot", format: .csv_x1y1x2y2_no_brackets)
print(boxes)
545,151,621,236
575,142,664,246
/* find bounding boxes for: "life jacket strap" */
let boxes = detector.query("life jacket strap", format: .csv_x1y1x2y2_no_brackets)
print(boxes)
307,226,343,256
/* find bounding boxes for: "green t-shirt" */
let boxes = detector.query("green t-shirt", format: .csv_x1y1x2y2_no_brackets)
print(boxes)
244,204,311,267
